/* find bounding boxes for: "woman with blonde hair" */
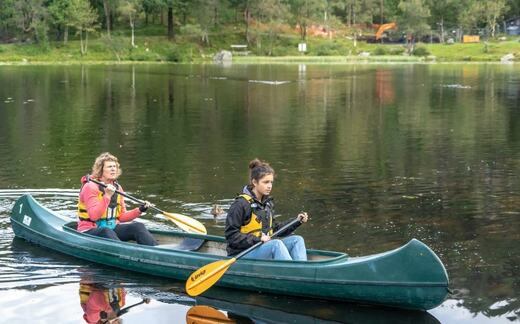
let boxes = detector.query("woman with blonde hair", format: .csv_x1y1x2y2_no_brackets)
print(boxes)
225,158,308,260
77,152,157,246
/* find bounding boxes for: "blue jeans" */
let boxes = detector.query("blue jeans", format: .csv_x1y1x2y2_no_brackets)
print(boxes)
244,235,307,261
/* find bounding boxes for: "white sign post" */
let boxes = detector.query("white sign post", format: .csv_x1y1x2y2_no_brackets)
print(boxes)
298,43,307,54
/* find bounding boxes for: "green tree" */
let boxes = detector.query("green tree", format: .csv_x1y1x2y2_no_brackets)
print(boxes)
382,0,401,22
323,0,344,38
165,0,175,40
425,0,460,42
13,0,49,43
174,0,191,25
253,0,290,55
333,0,377,47
48,0,75,44
458,1,482,35
102,0,115,37
339,0,377,26
397,0,430,51
245,0,254,43
88,0,117,37
142,0,163,25
0,0,17,40
117,0,143,47
227,0,257,43
188,0,223,46
482,0,508,38
227,0,244,23
505,0,520,18
289,0,327,41
68,0,99,55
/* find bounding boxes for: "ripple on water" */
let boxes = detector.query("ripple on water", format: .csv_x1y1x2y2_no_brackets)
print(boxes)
0,192,82,290
0,236,81,290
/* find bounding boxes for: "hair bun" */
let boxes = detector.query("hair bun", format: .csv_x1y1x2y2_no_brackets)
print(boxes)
248,158,275,183
248,158,263,170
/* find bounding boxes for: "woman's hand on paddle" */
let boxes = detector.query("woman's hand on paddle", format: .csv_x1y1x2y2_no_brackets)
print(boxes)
297,212,309,223
139,200,152,213
261,233,271,242
104,184,116,198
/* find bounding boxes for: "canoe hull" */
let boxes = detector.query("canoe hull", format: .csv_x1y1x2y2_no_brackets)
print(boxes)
10,194,449,310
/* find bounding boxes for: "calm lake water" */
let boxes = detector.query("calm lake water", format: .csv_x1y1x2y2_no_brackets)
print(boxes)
0,63,519,323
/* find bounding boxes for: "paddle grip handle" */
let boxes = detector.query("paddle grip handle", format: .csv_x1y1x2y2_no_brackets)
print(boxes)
86,175,165,214
235,218,302,260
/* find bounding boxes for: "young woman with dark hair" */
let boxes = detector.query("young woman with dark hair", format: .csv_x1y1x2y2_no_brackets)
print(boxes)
225,158,309,260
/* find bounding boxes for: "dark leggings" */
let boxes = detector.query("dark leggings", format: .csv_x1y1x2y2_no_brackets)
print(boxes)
86,222,158,246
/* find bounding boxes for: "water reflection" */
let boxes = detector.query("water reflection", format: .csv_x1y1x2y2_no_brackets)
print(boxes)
1,64,520,322
0,189,516,323
190,287,441,324
78,268,155,324
79,280,129,324
186,305,236,324
4,237,82,290
7,235,442,323
79,279,152,324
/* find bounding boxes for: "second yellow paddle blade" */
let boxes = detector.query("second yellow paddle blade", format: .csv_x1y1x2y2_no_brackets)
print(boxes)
186,258,236,296
163,211,207,234
186,305,236,324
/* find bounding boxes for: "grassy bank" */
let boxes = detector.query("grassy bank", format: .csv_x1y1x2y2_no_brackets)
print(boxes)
232,55,422,64
0,27,519,64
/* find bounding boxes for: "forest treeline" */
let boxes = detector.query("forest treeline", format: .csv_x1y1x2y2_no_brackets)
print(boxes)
0,0,519,60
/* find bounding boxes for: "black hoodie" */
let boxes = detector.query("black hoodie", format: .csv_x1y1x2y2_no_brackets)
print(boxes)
224,185,301,256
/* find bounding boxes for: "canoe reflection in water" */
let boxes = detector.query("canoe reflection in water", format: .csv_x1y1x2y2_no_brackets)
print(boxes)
79,279,150,324
187,287,442,324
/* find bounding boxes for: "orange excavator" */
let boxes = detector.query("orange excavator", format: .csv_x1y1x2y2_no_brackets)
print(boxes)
374,22,397,41
361,22,397,43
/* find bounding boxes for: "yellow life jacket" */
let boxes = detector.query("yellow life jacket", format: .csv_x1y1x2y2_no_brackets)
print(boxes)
77,182,123,229
79,284,125,308
238,194,273,237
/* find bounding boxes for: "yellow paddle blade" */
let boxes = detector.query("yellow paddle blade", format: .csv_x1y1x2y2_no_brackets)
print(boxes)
186,258,236,297
186,305,236,324
163,211,207,234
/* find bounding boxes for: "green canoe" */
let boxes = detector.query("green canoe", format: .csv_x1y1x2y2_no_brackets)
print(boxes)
10,194,449,310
